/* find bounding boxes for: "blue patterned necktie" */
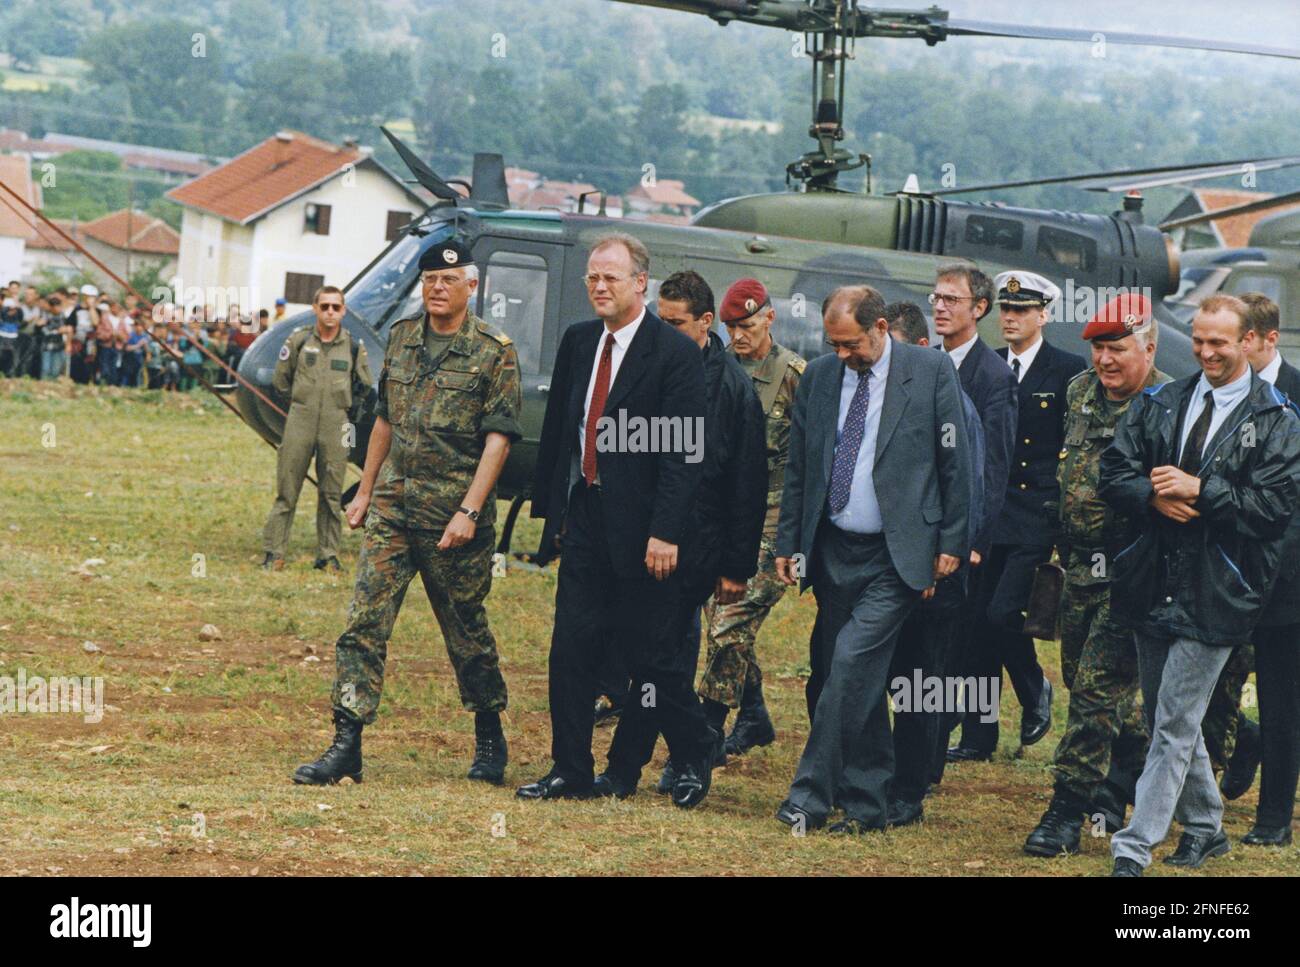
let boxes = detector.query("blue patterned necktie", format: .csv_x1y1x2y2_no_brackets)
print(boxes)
829,367,872,513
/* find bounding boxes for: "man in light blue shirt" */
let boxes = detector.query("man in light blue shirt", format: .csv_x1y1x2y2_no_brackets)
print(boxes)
829,334,890,534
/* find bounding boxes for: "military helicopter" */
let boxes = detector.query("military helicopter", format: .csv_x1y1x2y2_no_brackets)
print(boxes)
229,0,1300,554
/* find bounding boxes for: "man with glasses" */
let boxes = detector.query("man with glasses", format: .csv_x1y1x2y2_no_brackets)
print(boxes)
926,263,1019,769
262,285,373,572
519,232,716,807
295,241,522,787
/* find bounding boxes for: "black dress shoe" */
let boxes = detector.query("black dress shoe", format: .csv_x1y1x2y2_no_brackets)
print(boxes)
1111,857,1143,877
1241,824,1293,846
655,759,679,795
775,799,825,832
670,759,712,809
1220,717,1261,801
945,745,992,763
515,772,592,801
887,799,924,828
829,817,885,836
1164,829,1230,868
1020,675,1053,747
592,771,637,799
1024,793,1085,857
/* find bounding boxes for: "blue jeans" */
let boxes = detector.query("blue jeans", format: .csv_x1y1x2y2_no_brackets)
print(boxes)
97,347,119,384
41,348,66,379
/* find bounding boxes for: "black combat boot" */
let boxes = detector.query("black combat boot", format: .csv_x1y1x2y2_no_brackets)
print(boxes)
725,681,776,756
467,711,508,785
293,709,363,785
1023,790,1087,857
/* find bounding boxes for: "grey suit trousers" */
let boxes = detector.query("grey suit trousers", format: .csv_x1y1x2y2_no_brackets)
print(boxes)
1111,634,1233,867
789,523,920,826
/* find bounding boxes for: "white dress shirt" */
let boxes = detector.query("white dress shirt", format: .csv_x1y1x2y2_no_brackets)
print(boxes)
829,335,892,534
1006,335,1043,382
1259,353,1282,386
578,305,646,478
1177,364,1253,467
943,329,979,371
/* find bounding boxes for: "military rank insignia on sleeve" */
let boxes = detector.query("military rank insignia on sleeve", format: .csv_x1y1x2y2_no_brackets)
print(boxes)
279,343,291,361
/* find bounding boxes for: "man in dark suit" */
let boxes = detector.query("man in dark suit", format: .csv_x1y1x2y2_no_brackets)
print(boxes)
773,285,971,834
925,263,1018,771
883,300,988,827
950,271,1088,759
517,232,718,808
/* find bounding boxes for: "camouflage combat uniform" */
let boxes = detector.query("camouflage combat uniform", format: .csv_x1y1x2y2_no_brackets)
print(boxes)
1052,367,1167,802
698,341,805,707
263,325,372,561
331,311,522,725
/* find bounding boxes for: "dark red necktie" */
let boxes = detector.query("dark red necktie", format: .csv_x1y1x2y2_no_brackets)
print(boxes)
583,333,614,486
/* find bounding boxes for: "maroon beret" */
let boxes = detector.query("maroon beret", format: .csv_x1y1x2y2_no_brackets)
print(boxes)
1082,292,1153,342
719,278,770,323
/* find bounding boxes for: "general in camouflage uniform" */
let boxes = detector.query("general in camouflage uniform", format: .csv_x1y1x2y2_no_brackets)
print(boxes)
261,287,372,571
699,279,805,756
294,241,522,787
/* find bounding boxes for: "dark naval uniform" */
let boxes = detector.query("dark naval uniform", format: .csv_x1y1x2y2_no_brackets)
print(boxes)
330,308,522,725
263,324,373,564
957,271,1087,755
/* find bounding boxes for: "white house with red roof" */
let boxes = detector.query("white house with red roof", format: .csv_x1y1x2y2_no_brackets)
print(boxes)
166,131,426,313
24,209,180,290
0,154,43,282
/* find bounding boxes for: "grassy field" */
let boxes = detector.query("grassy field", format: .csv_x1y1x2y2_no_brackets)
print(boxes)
0,379,1291,877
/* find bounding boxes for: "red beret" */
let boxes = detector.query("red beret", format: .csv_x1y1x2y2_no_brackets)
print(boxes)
1082,292,1153,342
719,278,770,323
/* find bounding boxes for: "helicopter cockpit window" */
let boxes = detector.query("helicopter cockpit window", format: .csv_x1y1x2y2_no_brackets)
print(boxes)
964,216,1024,251
1037,227,1096,273
1227,273,1284,308
343,233,425,334
480,251,547,375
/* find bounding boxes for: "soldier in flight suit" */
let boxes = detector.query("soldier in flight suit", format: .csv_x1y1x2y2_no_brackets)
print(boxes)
293,240,522,786
261,286,372,571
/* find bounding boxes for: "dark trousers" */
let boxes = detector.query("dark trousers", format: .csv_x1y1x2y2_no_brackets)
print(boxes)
890,576,963,804
606,569,714,779
952,542,1050,752
547,482,712,786
790,524,919,825
1253,623,1300,829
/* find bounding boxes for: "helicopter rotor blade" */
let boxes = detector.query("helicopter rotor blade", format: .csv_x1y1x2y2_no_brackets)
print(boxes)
932,155,1300,197
380,125,462,202
1158,187,1300,232
944,19,1300,61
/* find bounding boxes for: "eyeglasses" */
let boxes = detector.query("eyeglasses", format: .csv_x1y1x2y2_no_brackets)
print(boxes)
584,272,639,288
421,273,468,289
317,303,344,312
928,292,974,307
824,337,866,352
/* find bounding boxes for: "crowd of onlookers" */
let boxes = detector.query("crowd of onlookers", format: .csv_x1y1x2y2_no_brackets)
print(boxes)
0,279,291,389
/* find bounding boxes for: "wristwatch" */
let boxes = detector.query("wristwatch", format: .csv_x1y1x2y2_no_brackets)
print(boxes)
459,506,480,522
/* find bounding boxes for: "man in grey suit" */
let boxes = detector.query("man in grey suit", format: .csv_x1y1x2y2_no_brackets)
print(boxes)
774,285,972,834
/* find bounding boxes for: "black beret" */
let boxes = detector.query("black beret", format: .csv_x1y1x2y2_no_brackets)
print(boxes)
419,239,474,272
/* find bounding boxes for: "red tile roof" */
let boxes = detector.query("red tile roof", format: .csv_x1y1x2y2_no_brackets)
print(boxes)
1194,188,1300,249
166,131,364,224
82,209,180,255
626,178,699,208
24,218,83,252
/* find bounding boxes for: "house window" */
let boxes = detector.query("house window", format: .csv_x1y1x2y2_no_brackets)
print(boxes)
385,210,411,242
304,203,332,235
285,272,325,305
